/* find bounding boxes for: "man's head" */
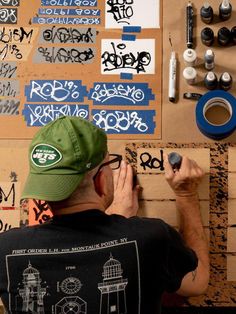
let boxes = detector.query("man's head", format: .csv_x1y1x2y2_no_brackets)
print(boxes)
21,116,108,202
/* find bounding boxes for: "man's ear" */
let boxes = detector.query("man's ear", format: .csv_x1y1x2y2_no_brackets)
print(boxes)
94,170,106,197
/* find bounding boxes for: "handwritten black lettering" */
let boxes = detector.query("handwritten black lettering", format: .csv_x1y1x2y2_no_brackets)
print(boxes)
0,183,15,206
0,43,22,60
0,27,33,44
107,0,133,24
0,219,11,232
0,62,17,78
140,150,164,171
32,200,51,224
0,99,20,115
102,42,151,74
43,26,94,44
0,81,17,97
37,46,94,63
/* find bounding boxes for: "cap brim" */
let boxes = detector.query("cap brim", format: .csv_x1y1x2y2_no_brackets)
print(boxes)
21,173,85,201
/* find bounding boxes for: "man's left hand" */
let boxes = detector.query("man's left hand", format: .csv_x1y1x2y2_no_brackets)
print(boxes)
106,160,140,218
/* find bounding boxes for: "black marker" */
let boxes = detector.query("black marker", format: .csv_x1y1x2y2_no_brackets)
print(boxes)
231,26,236,44
204,71,218,90
201,27,214,46
186,2,194,48
217,27,231,46
219,0,232,21
168,152,182,170
200,2,213,24
183,92,202,100
219,72,233,91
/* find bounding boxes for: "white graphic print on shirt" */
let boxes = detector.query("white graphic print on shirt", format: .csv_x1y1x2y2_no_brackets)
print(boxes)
6,239,141,313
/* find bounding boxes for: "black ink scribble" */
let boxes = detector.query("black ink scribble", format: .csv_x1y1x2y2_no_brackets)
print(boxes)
102,42,151,74
107,0,134,24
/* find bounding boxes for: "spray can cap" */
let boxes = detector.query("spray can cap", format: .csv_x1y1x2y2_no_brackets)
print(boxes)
206,72,216,81
204,2,210,9
221,72,231,82
206,49,214,56
221,0,230,9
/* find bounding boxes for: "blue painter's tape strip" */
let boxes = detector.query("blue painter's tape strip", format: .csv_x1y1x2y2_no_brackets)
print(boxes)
123,26,141,33
120,73,133,80
122,34,136,41
196,90,236,140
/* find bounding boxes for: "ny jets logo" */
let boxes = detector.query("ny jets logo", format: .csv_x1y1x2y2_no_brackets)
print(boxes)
31,144,62,167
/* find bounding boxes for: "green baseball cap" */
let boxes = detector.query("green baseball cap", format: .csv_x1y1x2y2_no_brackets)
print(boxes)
21,116,107,201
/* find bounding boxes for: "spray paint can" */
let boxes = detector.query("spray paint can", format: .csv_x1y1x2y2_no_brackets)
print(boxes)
200,2,213,24
183,48,197,66
217,27,231,46
219,72,233,91
219,0,232,21
204,49,215,70
204,71,218,90
201,27,214,46
183,66,197,85
231,26,236,44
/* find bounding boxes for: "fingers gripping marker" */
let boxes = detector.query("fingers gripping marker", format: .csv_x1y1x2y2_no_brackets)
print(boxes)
168,152,183,170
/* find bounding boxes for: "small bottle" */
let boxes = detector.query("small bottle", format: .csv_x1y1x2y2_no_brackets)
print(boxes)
183,48,197,66
183,66,197,85
204,49,215,70
204,71,218,90
219,0,232,21
200,2,213,24
219,72,233,91
231,26,236,44
201,27,214,46
217,27,231,46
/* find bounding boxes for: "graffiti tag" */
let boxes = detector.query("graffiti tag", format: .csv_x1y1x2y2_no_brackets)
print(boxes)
23,104,89,126
25,80,87,102
0,27,34,44
0,8,17,24
107,0,133,24
0,219,11,232
38,8,100,16
0,62,17,78
92,109,156,134
89,82,154,105
41,0,97,6
40,26,95,44
102,42,151,74
34,46,95,63
33,17,100,25
0,99,20,115
0,80,19,97
0,43,22,60
0,0,19,6
139,150,164,171
32,200,52,225
0,183,15,207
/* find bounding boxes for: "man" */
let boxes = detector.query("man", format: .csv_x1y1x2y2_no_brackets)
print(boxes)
0,116,209,313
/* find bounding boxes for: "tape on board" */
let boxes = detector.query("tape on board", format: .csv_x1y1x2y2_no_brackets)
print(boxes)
196,90,236,140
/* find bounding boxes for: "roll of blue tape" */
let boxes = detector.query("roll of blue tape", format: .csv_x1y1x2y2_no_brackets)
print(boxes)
195,90,236,140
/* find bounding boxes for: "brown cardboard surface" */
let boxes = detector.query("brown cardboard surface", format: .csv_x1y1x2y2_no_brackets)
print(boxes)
0,0,162,139
162,1,236,143
1,0,236,310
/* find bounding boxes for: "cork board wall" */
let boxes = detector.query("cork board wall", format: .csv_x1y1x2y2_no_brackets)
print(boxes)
1,0,236,312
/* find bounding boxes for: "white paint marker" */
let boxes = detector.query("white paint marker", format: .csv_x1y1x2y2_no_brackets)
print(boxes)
169,51,177,102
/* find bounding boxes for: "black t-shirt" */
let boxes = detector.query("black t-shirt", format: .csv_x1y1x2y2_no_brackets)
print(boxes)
0,209,197,314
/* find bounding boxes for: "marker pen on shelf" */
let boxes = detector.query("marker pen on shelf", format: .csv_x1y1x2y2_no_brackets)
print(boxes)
168,51,177,102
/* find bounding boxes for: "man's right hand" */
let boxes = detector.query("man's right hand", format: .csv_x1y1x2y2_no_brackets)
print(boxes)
164,154,205,198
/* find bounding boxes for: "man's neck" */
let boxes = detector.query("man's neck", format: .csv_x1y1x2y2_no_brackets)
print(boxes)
50,201,105,216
